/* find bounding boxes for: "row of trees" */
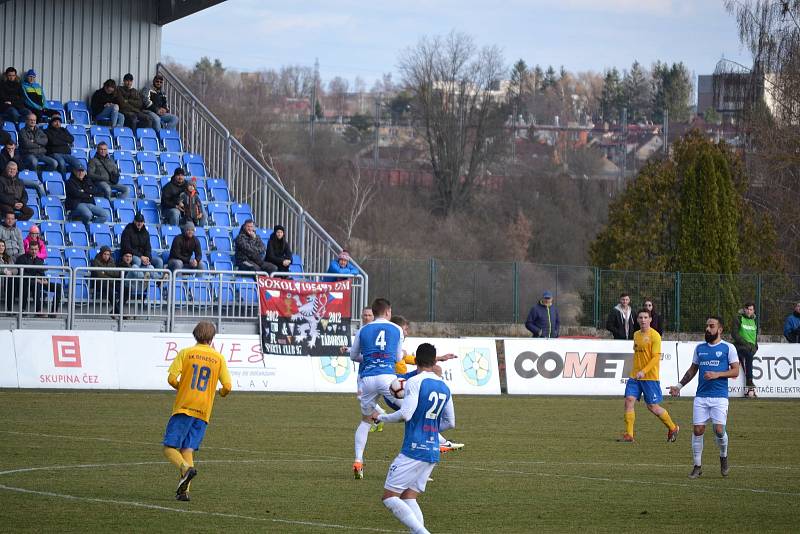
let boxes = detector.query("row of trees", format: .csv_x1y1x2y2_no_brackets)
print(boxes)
600,61,693,123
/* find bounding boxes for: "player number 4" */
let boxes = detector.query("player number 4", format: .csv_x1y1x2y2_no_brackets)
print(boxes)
425,392,448,419
375,330,387,351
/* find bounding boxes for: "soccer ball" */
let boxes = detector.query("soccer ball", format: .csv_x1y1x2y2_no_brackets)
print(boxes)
389,378,406,399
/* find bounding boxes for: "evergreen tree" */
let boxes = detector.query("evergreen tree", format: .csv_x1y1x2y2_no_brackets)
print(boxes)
651,61,693,123
508,59,529,116
623,61,652,122
600,68,624,122
542,65,558,89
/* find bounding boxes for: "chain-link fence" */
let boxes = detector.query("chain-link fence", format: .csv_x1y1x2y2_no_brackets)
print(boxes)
362,259,800,335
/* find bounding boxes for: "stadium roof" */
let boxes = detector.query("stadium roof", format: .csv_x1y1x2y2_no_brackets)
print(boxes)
157,0,228,26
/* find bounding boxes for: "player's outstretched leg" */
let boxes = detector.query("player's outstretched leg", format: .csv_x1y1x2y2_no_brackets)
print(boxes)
354,420,371,479
620,395,636,442
371,405,386,433
714,424,729,476
647,404,679,442
383,496,430,534
689,427,704,478
438,434,464,453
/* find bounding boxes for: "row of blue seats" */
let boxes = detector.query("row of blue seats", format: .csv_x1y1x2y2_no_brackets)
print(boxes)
29,173,228,202
2,121,183,153
69,276,261,305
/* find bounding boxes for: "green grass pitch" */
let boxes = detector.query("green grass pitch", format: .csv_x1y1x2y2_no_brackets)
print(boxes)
0,390,798,533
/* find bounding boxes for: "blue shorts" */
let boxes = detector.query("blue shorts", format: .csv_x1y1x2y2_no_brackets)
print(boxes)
624,379,663,405
163,413,208,450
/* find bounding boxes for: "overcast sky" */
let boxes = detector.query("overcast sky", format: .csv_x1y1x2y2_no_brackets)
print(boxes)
161,0,751,86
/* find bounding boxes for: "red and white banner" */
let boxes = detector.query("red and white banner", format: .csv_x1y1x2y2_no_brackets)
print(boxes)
14,330,119,389
676,342,800,398
503,338,680,396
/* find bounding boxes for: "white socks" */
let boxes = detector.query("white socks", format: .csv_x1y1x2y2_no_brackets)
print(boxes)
354,421,371,462
403,498,424,525
692,434,704,466
438,434,446,446
715,430,729,458
383,497,429,534
375,404,387,415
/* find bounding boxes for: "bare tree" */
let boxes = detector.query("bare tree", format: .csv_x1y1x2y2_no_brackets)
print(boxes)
339,159,377,244
399,31,509,215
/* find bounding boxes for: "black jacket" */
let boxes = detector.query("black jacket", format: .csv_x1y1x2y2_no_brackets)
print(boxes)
161,178,187,211
65,175,98,211
120,222,152,258
0,78,25,110
0,174,27,207
0,148,22,172
606,305,636,340
169,234,202,263
90,88,124,117
143,87,169,113
266,234,292,271
45,126,74,155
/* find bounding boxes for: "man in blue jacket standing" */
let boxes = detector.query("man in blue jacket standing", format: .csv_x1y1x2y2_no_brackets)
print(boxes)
525,291,560,338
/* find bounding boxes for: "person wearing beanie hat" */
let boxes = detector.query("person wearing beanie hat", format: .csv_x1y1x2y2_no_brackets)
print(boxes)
22,224,47,261
118,73,154,130
90,79,125,128
45,113,83,177
178,177,206,227
65,165,109,225
161,168,188,226
0,67,29,123
141,73,179,132
120,212,163,270
266,224,293,272
324,249,360,282
20,68,52,120
524,290,560,338
167,221,205,271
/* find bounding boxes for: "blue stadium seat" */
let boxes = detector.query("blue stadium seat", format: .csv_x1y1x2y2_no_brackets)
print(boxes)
182,153,206,177
113,199,136,223
16,220,33,234
236,277,259,303
26,203,41,220
93,197,113,221
2,120,14,133
136,152,160,175
195,234,209,251
112,223,127,243
118,175,137,196
138,176,161,200
207,178,230,202
89,223,114,247
195,184,208,202
65,221,89,247
45,100,66,122
159,152,182,175
209,252,233,271
43,174,65,198
41,221,64,246
66,124,85,136
71,110,90,126
160,225,181,248
230,203,253,226
41,195,65,221
71,132,90,149
112,127,136,150
71,147,90,159
136,128,159,151
3,129,17,144
160,129,183,152
92,133,113,149
114,150,136,161
44,249,64,267
137,199,159,224
208,227,232,253
113,151,137,175
65,248,89,269
150,233,162,253
256,228,272,245
18,169,39,184
207,203,231,227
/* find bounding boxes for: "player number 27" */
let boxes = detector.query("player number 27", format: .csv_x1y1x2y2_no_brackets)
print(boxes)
425,392,448,419
190,364,211,392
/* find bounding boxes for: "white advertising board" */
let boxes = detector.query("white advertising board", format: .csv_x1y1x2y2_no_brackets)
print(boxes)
115,333,319,392
0,330,18,387
676,342,800,398
503,338,679,396
13,330,119,389
403,337,502,395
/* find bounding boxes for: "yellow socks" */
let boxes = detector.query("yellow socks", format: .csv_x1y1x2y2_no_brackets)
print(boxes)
624,412,635,436
658,410,677,431
180,449,195,491
163,447,189,473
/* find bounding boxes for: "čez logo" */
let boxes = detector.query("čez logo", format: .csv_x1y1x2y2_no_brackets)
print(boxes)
51,336,82,368
514,351,635,379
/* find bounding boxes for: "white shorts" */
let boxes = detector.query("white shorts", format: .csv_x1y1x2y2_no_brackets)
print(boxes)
384,453,436,494
693,397,729,425
357,374,397,416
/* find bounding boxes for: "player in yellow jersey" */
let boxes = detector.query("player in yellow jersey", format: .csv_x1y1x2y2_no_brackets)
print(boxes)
162,321,232,501
620,308,679,443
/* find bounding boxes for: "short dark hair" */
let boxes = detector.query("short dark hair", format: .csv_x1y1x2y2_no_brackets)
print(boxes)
391,315,409,328
415,343,436,367
708,315,724,327
620,292,630,299
371,298,391,316
96,141,108,148
193,321,216,344
103,79,116,89
744,302,755,309
636,308,651,318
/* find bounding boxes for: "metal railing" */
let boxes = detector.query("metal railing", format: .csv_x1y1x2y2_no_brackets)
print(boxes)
361,258,800,335
2,267,367,333
155,63,366,287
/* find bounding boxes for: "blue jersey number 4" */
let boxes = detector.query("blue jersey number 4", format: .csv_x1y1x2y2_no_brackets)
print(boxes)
375,330,386,351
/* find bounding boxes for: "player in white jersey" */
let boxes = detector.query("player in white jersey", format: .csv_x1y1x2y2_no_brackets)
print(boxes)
670,316,740,478
349,298,404,479
374,343,455,534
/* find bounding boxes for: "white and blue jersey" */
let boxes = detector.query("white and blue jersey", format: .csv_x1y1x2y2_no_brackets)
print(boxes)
693,340,739,398
396,371,455,464
350,318,403,378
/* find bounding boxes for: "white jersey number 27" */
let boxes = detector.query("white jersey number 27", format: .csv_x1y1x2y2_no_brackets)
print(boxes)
425,392,448,419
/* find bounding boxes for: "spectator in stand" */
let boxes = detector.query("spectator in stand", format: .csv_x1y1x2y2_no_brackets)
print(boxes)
120,212,164,270
15,237,62,314
161,168,187,226
92,245,121,314
87,142,129,199
90,79,125,128
45,114,82,176
65,164,108,225
19,113,58,183
20,69,55,120
178,178,205,227
606,292,636,340
22,225,47,261
634,298,665,336
118,73,153,131
141,74,178,131
732,302,759,398
0,162,34,221
0,238,15,311
524,290,560,338
324,250,359,282
0,129,9,147
266,224,292,273
235,219,276,273
0,211,23,259
784,301,800,343
0,67,28,123
0,138,22,173
167,222,206,271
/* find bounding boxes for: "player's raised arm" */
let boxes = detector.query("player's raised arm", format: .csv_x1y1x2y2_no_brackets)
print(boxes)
440,397,455,432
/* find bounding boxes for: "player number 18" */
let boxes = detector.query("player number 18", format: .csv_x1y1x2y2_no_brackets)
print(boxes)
190,364,211,392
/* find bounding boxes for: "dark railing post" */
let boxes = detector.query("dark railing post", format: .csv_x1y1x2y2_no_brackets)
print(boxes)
756,274,763,324
513,261,519,323
594,268,601,328
429,258,436,322
675,271,682,332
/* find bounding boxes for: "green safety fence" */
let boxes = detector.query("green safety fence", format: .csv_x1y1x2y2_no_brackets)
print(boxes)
360,258,800,335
